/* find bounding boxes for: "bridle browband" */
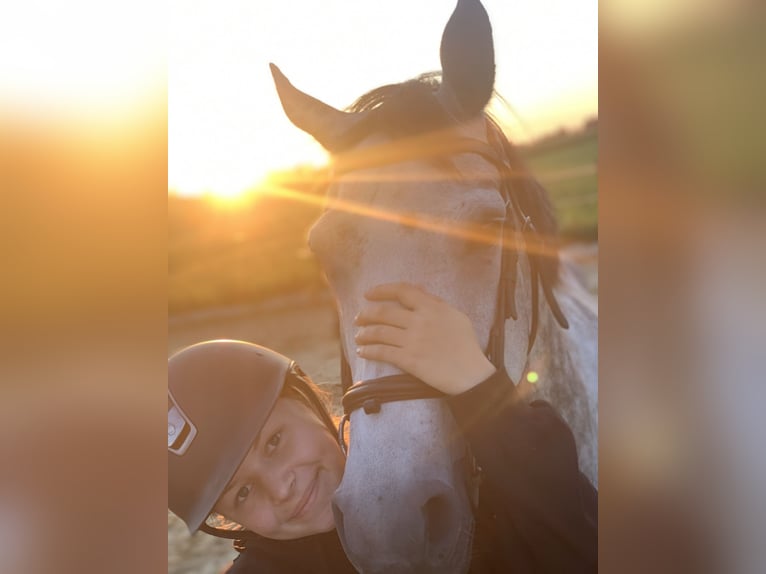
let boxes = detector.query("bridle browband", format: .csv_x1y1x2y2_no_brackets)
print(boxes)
333,125,569,453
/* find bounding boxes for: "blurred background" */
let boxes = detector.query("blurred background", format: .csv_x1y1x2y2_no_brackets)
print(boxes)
2,0,765,573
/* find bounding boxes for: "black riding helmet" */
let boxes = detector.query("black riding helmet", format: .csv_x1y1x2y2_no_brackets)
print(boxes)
168,340,292,535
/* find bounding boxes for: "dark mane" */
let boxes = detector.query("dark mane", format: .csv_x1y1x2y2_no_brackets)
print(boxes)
346,72,452,139
344,73,561,283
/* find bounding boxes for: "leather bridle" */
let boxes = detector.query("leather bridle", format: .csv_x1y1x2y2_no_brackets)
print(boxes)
332,126,569,454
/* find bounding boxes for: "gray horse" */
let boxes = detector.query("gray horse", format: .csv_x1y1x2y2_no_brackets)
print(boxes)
271,0,597,572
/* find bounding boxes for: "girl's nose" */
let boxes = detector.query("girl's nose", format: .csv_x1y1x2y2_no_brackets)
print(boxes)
264,469,295,504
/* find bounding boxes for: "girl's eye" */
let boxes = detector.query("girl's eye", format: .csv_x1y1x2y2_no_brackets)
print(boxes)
265,431,281,453
235,485,251,505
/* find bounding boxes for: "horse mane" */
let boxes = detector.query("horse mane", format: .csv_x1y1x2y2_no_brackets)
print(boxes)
345,73,561,283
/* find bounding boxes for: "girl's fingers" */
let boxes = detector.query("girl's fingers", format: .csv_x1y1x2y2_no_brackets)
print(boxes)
355,324,406,347
363,282,439,309
355,301,412,328
357,344,409,371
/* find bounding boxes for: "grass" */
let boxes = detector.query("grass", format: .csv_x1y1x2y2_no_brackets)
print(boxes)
169,130,598,312
521,130,598,241
168,189,327,313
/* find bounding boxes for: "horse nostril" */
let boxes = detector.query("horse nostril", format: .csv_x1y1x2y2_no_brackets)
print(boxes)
423,492,453,554
332,496,366,571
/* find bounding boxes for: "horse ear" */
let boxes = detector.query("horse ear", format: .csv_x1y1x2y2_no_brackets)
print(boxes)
437,0,496,119
270,63,368,152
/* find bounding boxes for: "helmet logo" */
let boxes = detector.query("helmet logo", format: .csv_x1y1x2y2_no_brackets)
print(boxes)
168,392,197,455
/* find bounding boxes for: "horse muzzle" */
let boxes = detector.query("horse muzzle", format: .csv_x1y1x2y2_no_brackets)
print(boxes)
332,475,473,574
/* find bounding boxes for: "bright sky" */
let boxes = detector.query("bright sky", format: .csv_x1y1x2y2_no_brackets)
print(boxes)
169,0,597,198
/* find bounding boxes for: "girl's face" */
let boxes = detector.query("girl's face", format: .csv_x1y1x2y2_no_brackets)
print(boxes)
214,397,345,540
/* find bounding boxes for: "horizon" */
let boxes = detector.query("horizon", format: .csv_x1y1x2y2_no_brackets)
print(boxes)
166,116,598,200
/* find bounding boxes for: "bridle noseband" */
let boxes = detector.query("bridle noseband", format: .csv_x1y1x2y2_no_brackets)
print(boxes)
337,374,444,453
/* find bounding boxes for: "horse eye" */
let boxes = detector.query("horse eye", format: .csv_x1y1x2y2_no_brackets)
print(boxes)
481,218,504,230
457,219,501,255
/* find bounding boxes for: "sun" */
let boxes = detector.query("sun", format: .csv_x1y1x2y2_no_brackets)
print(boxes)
168,161,269,203
202,187,253,208
199,170,275,207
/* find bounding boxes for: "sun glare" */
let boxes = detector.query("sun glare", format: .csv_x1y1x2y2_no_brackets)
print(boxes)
204,187,252,207
169,162,269,202
195,169,280,207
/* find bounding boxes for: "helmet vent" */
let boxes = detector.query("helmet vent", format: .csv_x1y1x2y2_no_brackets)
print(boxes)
168,394,197,455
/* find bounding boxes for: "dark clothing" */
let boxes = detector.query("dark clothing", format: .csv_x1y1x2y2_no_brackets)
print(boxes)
225,528,356,574
226,369,597,573
449,369,598,573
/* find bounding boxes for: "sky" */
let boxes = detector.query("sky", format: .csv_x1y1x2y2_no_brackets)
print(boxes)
169,0,598,198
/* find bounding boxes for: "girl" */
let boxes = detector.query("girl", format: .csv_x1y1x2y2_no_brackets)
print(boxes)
168,283,597,573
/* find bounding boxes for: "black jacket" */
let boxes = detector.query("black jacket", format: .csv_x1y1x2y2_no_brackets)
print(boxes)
224,528,356,574
451,369,597,573
225,369,597,573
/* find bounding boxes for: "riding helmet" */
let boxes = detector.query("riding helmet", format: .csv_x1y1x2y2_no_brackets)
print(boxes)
168,339,291,533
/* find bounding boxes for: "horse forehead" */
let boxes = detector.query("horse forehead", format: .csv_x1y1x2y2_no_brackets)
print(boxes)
334,164,506,216
331,125,504,214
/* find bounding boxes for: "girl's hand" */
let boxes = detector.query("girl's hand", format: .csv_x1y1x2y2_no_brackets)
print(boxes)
354,283,496,395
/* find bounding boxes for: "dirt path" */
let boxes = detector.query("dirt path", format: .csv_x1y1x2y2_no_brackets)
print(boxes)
168,243,597,574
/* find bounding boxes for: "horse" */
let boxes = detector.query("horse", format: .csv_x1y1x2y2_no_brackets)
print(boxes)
271,1,597,572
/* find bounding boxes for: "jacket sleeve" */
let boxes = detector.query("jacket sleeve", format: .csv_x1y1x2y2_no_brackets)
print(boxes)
447,368,598,573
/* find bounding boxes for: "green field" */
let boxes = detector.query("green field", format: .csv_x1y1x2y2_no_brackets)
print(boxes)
169,130,597,313
169,188,326,313
521,130,598,240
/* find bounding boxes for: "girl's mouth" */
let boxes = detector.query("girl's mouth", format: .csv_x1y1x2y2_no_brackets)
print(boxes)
290,471,318,521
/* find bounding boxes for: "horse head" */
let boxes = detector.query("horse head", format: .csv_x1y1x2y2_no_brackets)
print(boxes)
271,1,597,572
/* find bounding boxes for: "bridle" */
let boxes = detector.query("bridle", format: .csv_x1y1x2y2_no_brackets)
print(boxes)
332,124,569,456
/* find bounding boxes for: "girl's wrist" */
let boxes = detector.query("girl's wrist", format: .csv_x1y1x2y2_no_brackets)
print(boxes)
447,356,497,395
